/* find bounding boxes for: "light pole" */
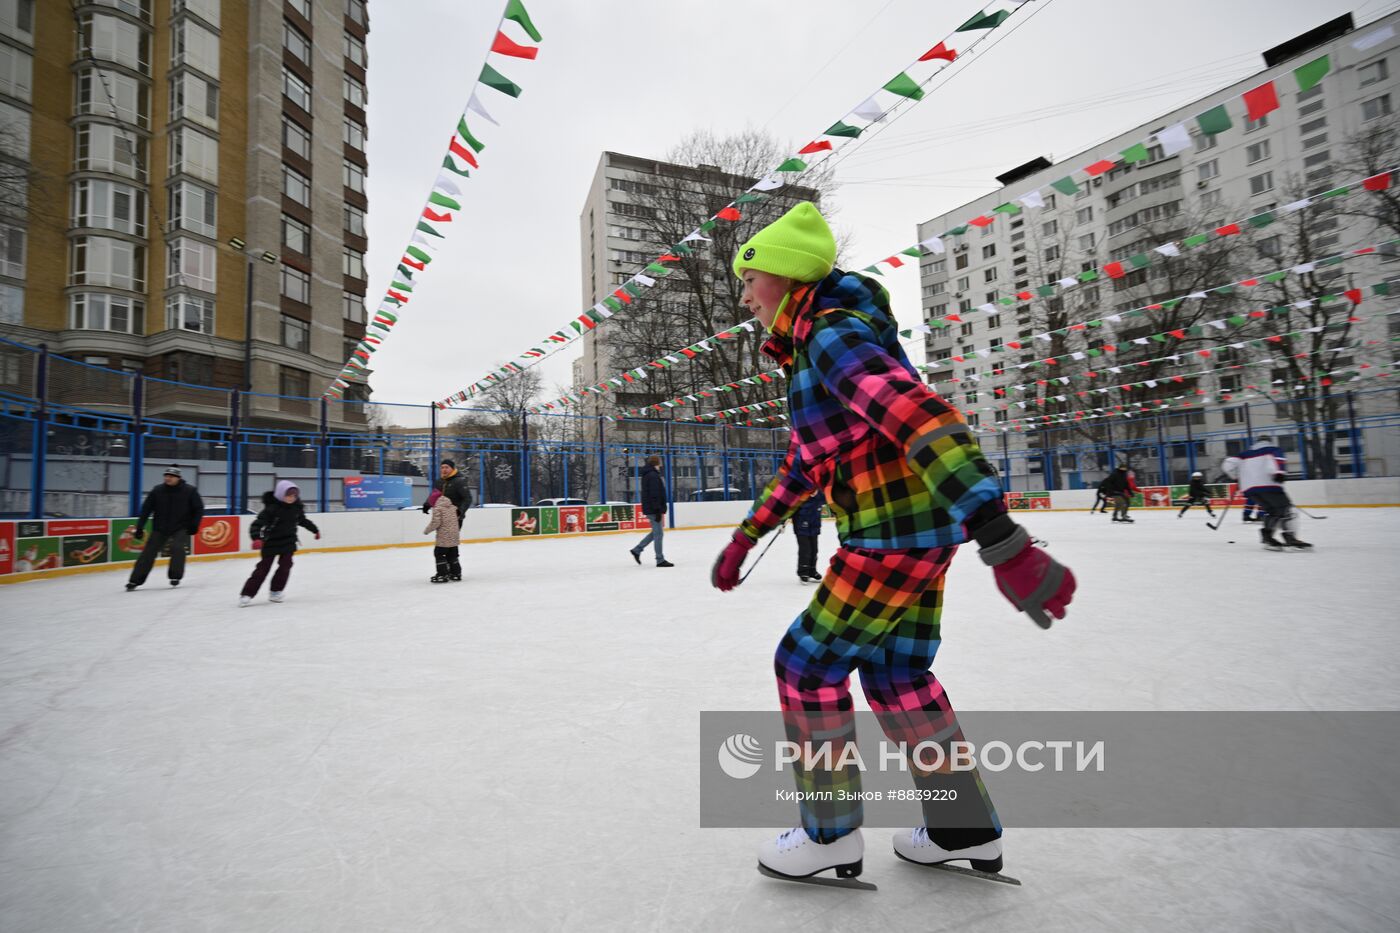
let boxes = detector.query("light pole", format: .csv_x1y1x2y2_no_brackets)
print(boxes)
226,237,277,512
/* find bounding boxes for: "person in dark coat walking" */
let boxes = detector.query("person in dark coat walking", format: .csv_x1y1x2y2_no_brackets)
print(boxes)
423,459,472,525
791,493,824,582
1100,465,1139,523
1177,471,1216,518
239,480,320,606
1090,475,1113,514
126,465,204,590
629,455,673,567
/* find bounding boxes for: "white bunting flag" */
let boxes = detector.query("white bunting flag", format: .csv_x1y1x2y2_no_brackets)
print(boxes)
1154,243,1181,258
1156,122,1192,156
1282,198,1312,213
919,236,945,254
1017,189,1045,210
634,274,656,287
852,95,887,123
752,175,785,192
466,91,499,126
1292,262,1317,274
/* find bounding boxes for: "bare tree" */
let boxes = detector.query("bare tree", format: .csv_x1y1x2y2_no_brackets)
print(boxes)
1334,114,1400,242
599,130,842,418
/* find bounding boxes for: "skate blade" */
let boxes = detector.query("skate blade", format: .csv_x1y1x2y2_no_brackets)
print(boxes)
895,852,1022,886
757,862,878,892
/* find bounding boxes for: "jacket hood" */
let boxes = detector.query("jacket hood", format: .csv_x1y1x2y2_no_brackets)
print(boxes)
263,490,300,507
274,480,299,499
761,269,894,364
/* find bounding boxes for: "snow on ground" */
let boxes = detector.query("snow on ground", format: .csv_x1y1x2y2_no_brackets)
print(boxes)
2,508,1398,932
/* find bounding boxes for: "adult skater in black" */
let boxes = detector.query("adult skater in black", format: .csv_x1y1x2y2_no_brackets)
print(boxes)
1090,475,1113,514
1100,465,1137,523
125,465,204,590
424,458,472,525
1176,471,1216,518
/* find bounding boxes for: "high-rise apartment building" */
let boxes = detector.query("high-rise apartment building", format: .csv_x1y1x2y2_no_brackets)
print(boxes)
0,0,369,426
916,11,1400,487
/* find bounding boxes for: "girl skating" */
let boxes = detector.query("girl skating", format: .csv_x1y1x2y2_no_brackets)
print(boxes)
240,480,321,606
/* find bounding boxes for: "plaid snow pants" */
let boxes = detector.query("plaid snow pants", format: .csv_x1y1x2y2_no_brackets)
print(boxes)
774,544,1000,843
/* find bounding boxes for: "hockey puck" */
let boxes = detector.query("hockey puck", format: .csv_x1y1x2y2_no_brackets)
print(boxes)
1228,540,1235,544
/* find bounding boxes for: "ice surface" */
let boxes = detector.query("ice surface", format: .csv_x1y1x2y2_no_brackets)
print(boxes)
2,509,1399,932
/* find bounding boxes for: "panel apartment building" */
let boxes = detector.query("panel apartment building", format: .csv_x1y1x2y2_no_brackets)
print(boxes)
916,11,1400,488
0,0,371,427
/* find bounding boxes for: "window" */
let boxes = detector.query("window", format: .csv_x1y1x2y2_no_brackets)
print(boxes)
281,314,309,352
923,281,945,297
343,73,365,108
280,366,310,398
346,0,367,26
982,244,996,259
166,237,216,291
955,253,969,270
171,19,219,78
283,66,311,110
929,259,945,275
284,21,311,64
343,159,365,193
1303,150,1331,169
1043,195,1056,210
78,13,150,74
981,222,995,237
1200,189,1222,210
0,222,23,277
344,31,366,67
1197,159,1223,182
1079,233,1096,250
1299,98,1326,118
1360,58,1389,87
282,213,309,254
343,116,366,150
1362,94,1392,122
984,291,998,304
76,68,149,127
1302,133,1328,150
960,322,974,337
1246,140,1270,164
1300,116,1327,135
70,292,144,333
984,267,997,283
280,263,309,302
168,180,216,237
342,246,364,280
169,127,218,182
344,202,365,237
0,0,35,42
170,71,218,128
1042,220,1058,236
958,299,973,314
0,42,32,101
343,290,365,322
1244,114,1268,132
177,0,220,26
75,124,146,180
1194,132,1217,152
281,115,310,158
283,165,310,206
1075,207,1093,224
956,275,970,292
1258,235,1281,257
1249,172,1273,196
287,0,309,16
72,179,147,236
165,293,213,333
1044,245,1060,262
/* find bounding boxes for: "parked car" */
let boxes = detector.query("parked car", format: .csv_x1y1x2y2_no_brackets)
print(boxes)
691,487,741,502
534,497,588,507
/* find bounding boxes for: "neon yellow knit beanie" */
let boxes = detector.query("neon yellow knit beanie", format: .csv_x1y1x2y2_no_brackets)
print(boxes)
731,202,836,283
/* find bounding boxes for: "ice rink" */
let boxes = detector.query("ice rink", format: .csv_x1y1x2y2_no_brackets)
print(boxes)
2,508,1399,932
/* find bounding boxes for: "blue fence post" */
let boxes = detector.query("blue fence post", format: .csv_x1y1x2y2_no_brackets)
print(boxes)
597,416,607,503
128,372,144,516
317,397,329,513
1000,431,1011,490
429,403,438,482
663,421,675,528
721,425,731,500
30,343,48,520
228,390,240,514
520,413,530,505
1347,391,1363,477
1296,427,1309,479
1156,414,1169,486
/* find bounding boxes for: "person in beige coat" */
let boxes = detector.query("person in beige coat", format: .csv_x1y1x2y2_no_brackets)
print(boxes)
423,490,462,582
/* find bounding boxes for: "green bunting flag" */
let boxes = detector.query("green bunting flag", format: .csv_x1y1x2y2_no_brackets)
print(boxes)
1247,212,1276,228
824,120,862,138
416,221,445,238
480,63,522,97
1294,55,1329,92
456,118,486,153
1183,233,1211,248
776,157,807,173
1128,253,1150,269
504,0,542,42
959,9,1011,30
883,72,924,101
1121,142,1150,164
406,246,432,264
442,155,470,177
993,202,1021,216
429,191,462,211
1050,177,1080,196
1197,104,1232,136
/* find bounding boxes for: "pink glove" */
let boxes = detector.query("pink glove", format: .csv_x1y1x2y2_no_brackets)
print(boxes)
314,533,321,540
979,525,1075,629
251,539,263,550
427,489,442,507
711,529,756,592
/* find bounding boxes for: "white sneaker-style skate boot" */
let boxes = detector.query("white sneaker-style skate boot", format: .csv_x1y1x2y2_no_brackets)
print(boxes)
756,828,873,890
893,828,1017,884
238,595,252,607
269,591,284,603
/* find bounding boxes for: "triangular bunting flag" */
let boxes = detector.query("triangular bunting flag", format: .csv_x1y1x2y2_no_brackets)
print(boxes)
479,63,522,97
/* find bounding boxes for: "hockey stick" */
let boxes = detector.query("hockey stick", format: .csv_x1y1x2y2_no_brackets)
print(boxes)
1206,499,1232,530
1292,505,1328,520
740,524,786,584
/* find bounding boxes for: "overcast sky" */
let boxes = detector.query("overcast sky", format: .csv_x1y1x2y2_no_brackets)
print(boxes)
360,0,1370,411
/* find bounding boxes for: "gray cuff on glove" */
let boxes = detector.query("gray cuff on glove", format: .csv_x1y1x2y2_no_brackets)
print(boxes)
978,523,1030,567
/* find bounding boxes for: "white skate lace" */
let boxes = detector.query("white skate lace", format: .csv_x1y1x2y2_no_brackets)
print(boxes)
776,828,807,852
910,827,930,845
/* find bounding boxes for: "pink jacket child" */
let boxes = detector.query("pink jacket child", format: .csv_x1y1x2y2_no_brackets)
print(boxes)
423,490,463,583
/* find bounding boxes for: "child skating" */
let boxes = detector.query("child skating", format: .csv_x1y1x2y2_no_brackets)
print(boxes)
240,480,320,606
1177,471,1216,518
709,203,1077,888
423,489,462,582
791,493,824,582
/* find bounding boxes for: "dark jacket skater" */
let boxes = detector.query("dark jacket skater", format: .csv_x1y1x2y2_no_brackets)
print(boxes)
1178,473,1216,517
126,465,205,588
792,494,824,581
629,457,672,566
241,480,320,603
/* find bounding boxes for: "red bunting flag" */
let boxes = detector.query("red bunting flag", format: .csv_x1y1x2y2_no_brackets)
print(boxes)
422,207,453,223
613,290,632,304
1240,278,1259,287
798,140,833,155
491,30,538,59
1104,262,1126,279
968,215,994,227
945,314,963,322
1084,159,1116,176
387,291,408,303
1363,172,1392,191
1345,288,1363,305
884,255,904,268
1242,81,1279,120
402,257,425,270
1216,223,1242,236
919,41,957,62
448,138,480,168
1016,291,1032,300
716,206,742,221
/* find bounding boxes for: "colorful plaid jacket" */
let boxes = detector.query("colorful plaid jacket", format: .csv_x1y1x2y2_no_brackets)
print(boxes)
739,269,1010,550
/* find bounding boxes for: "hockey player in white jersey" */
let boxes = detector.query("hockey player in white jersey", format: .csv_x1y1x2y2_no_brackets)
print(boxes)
1222,435,1312,549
